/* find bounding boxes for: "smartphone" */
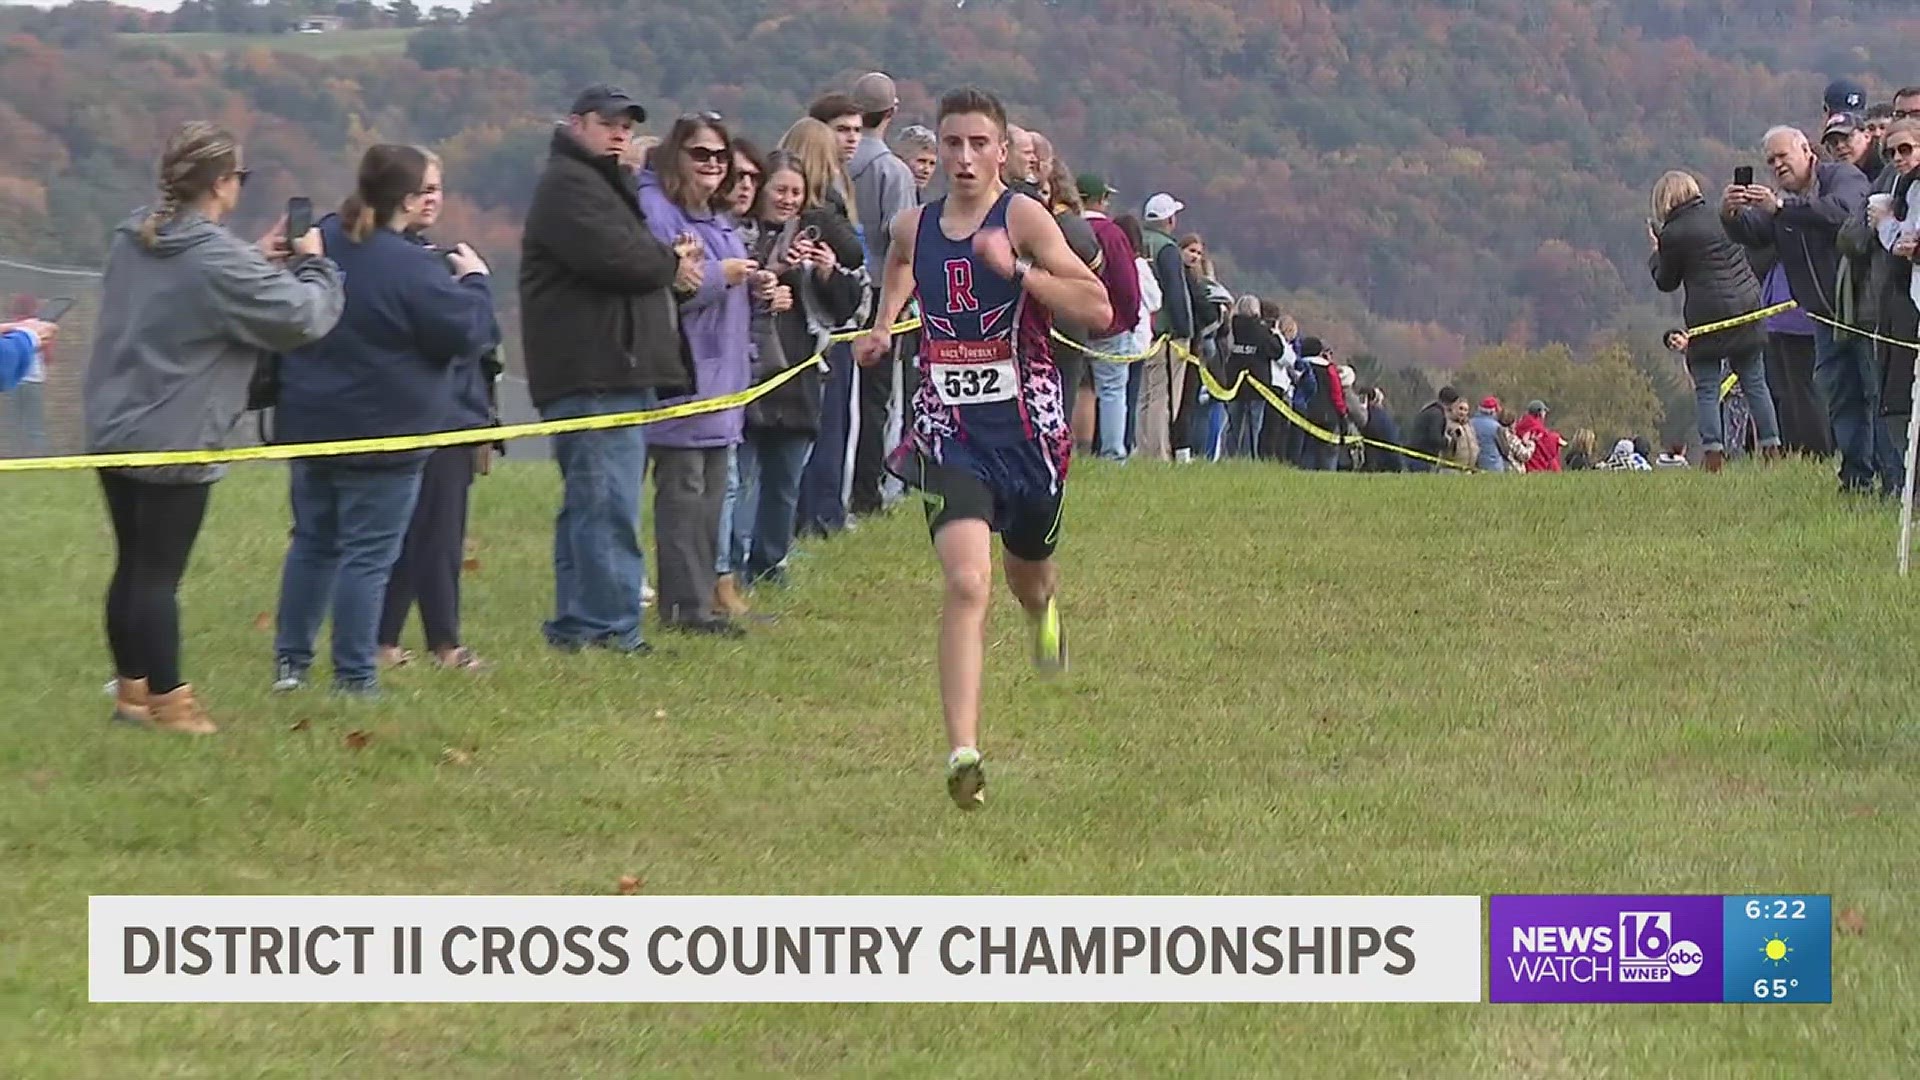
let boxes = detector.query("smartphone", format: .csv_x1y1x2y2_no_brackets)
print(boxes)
36,297,75,322
285,196,312,242
1734,166,1754,187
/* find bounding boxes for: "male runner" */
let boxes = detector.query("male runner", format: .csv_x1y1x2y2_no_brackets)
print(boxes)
855,87,1113,810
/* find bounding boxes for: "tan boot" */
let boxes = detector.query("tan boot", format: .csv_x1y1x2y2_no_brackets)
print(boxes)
113,676,151,726
713,574,750,618
147,684,218,736
1704,449,1726,474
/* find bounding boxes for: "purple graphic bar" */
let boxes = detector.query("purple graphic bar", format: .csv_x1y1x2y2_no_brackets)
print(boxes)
1489,895,1724,1003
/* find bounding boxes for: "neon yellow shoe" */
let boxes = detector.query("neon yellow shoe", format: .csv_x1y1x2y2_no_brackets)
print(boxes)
1031,595,1067,677
946,747,986,810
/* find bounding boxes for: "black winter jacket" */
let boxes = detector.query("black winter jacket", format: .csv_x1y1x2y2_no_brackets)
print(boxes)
745,205,866,438
1651,196,1766,364
518,128,694,409
1723,160,1870,320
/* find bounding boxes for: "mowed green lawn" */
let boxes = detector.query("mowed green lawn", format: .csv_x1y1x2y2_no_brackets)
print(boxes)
0,455,1913,1076
118,29,416,60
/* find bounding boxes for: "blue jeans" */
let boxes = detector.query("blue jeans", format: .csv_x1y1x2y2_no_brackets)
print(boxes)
6,380,46,456
1225,397,1264,459
275,459,425,687
539,389,655,649
1813,324,1904,492
1124,360,1143,455
1689,350,1781,452
734,431,814,585
1087,335,1131,460
797,343,854,535
715,445,740,575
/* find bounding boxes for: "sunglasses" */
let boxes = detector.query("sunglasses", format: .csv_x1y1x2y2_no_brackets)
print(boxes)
1891,142,1920,156
683,146,729,164
681,110,724,125
735,171,762,183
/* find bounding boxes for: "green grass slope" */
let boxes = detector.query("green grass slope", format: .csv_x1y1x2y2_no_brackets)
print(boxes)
0,457,1913,1076
117,29,416,59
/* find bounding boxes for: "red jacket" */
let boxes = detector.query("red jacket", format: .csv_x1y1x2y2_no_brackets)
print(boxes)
1516,413,1564,472
1084,213,1141,340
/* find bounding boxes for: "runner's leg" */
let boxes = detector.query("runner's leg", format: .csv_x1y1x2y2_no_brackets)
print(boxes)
934,518,994,757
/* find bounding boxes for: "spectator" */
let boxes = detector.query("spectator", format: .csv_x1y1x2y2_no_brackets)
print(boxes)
1181,237,1232,460
1598,438,1653,471
893,125,938,197
732,150,866,589
1856,113,1920,461
1469,395,1507,472
271,144,500,697
712,136,770,620
1226,294,1283,459
1497,409,1533,472
1112,212,1161,458
84,120,345,734
1515,400,1565,473
1407,385,1460,472
3,294,48,453
847,72,920,517
521,85,699,655
1030,130,1055,184
1564,428,1598,470
781,117,866,540
1077,174,1143,461
1294,336,1347,471
1649,169,1782,472
1865,103,1895,146
0,316,54,396
1443,397,1478,471
1359,385,1405,472
1259,311,1303,463
1136,194,1194,461
809,93,864,168
639,113,758,638
1724,126,1894,495
1825,78,1868,117
1823,112,1885,183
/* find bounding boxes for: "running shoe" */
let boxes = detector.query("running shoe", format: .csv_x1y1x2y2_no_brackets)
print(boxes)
1031,595,1067,677
946,747,986,810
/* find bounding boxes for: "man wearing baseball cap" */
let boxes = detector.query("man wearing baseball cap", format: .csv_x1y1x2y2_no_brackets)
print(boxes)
1823,111,1885,181
1824,78,1868,117
1074,174,1143,460
520,84,699,655
846,71,922,516
1515,399,1565,473
1470,395,1507,472
1135,193,1194,460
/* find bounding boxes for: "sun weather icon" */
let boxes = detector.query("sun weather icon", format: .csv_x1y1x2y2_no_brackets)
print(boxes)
1760,935,1793,967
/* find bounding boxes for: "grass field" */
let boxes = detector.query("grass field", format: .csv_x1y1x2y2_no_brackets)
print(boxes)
117,29,417,60
0,455,1914,1076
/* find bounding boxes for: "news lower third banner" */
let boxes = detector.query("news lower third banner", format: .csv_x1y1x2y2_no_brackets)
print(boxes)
90,895,1483,1003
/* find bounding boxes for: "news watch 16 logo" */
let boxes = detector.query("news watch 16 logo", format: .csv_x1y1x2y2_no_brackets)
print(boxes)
1489,895,1724,1003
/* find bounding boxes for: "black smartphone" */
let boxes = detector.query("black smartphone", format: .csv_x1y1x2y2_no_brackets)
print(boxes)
36,297,75,322
1734,166,1754,187
285,196,312,242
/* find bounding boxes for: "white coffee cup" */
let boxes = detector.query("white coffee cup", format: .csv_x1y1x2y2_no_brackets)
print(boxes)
1869,192,1894,214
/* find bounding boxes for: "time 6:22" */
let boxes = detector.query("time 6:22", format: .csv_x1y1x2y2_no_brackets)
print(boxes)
1745,899,1807,920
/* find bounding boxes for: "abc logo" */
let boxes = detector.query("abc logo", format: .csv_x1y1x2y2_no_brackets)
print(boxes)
1666,941,1704,976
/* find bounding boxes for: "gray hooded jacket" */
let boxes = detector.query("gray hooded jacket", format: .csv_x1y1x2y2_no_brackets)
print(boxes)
849,132,918,272
83,209,345,484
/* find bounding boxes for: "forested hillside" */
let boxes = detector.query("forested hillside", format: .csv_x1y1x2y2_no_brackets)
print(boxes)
2,0,1917,372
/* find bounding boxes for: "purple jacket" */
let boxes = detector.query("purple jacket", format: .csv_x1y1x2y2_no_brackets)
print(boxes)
636,169,752,448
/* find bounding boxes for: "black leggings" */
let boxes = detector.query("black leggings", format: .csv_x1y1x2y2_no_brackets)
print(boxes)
100,470,212,694
378,445,474,652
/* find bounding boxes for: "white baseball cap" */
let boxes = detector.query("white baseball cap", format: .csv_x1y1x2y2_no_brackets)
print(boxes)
1144,192,1185,221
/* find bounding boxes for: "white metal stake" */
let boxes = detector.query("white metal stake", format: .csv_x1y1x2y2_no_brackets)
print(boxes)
1900,362,1920,576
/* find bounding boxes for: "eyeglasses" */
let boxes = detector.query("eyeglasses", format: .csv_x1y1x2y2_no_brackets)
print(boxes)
735,170,762,184
684,146,729,164
681,110,724,124
1896,109,1920,120
1891,142,1920,157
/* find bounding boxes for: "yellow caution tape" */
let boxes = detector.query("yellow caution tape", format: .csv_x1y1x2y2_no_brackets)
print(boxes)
1686,301,1798,338
1804,311,1920,352
0,318,922,474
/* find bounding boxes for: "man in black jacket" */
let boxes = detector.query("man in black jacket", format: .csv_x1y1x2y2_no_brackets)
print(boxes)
1724,125,1898,495
520,84,700,654
1406,386,1460,473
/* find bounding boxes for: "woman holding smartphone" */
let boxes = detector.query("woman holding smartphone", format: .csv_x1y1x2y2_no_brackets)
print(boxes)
84,120,345,734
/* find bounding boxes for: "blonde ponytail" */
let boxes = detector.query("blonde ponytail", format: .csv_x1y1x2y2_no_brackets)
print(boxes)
139,121,240,250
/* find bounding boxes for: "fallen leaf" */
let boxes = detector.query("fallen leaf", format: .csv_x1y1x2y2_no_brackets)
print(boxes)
289,718,310,733
440,747,473,767
462,558,481,572
252,612,272,631
1838,907,1866,936
653,708,668,721
616,875,642,895
1850,805,1877,818
26,769,55,792
343,730,372,751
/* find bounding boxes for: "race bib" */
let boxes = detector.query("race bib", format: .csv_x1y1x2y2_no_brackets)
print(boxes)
928,339,1018,407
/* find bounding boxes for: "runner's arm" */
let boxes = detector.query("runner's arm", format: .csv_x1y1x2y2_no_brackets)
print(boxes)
1005,195,1113,332
855,206,919,366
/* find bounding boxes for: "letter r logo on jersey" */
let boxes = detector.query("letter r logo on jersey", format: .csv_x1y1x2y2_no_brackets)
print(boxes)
944,258,980,313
